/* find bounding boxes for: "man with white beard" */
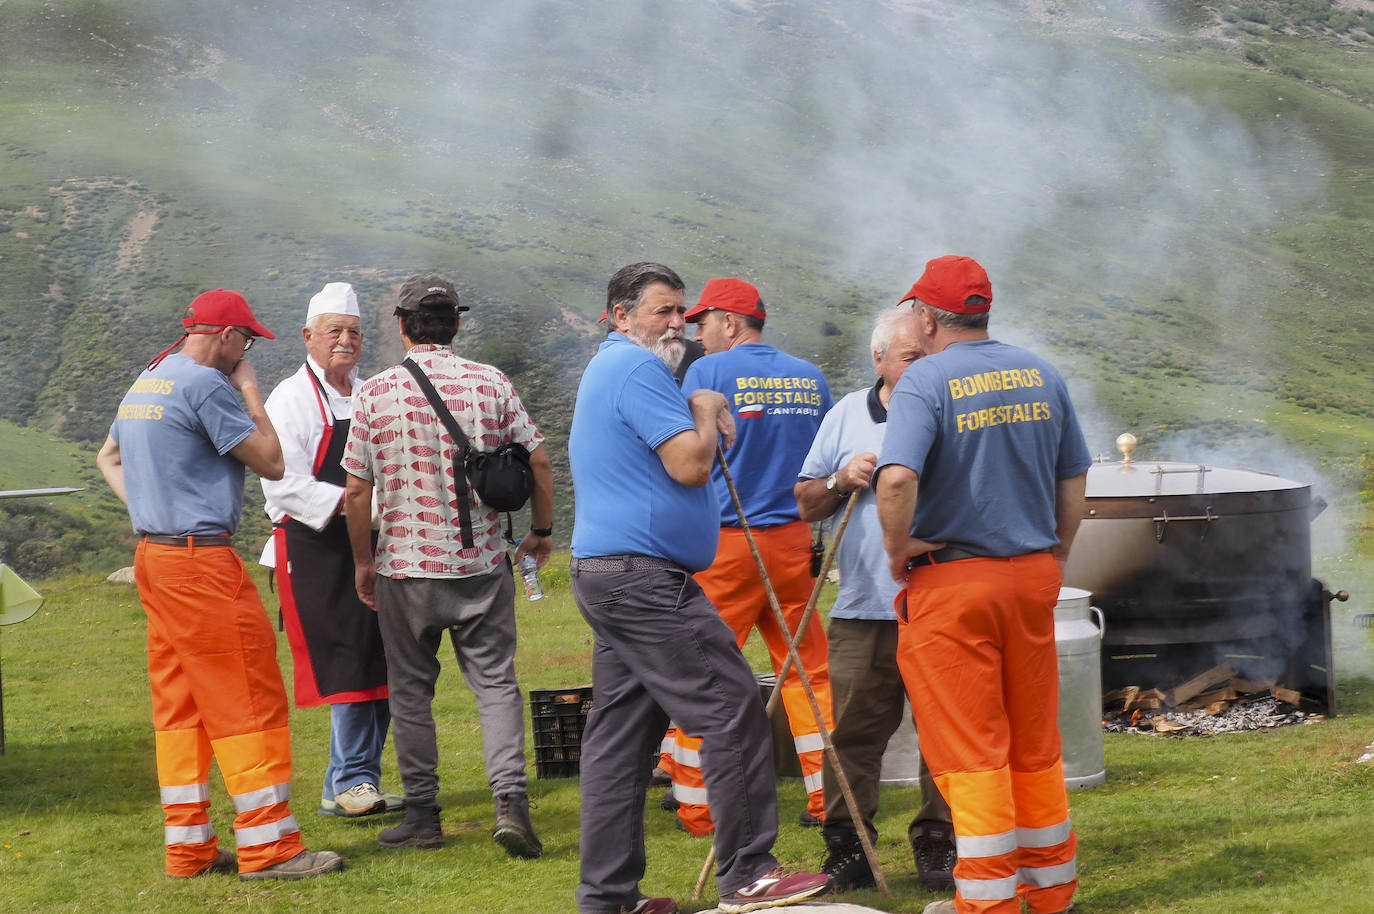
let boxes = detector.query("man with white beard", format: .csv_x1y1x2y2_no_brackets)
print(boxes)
567,262,832,914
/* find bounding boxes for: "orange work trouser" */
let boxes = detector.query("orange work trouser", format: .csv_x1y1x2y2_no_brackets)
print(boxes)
896,552,1077,914
136,540,304,876
671,521,833,834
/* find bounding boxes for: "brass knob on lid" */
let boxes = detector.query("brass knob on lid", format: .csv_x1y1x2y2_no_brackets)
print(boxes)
1116,433,1137,464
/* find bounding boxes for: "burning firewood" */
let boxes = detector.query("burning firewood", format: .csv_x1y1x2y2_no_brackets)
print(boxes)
1104,670,1318,736
1166,663,1237,707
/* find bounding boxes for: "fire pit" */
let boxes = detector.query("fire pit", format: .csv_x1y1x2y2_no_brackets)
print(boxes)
1102,662,1322,736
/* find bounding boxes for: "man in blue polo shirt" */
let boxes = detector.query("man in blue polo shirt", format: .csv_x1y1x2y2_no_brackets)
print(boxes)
568,262,831,914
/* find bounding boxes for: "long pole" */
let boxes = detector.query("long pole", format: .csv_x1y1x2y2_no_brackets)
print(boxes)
691,448,889,899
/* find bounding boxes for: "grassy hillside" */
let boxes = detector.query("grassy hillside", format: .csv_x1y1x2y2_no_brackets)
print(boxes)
1,0,1372,570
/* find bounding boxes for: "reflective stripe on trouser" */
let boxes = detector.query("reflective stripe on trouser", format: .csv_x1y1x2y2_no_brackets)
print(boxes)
897,553,1077,914
675,522,834,834
137,541,305,876
658,726,677,777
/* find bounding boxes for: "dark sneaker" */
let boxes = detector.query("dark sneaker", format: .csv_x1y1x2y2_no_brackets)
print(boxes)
913,825,957,892
379,802,444,850
797,809,822,828
493,793,543,859
820,830,874,892
169,848,236,878
718,866,832,912
659,786,680,812
620,896,679,914
649,765,673,787
239,849,343,881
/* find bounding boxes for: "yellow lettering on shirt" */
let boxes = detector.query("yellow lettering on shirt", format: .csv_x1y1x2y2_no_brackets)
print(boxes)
118,403,165,421
128,377,176,395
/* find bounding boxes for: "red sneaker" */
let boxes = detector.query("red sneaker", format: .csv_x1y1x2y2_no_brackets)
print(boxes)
717,866,832,912
620,898,678,914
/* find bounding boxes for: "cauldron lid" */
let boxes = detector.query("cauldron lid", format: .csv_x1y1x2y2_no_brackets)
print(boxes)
1085,460,1307,498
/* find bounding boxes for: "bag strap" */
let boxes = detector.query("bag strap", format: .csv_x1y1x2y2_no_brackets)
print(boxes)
402,358,476,549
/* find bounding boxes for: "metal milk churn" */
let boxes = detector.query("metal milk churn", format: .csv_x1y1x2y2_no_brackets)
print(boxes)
1056,586,1106,788
879,695,921,786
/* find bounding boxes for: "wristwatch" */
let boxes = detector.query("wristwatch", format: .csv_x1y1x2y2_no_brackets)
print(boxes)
825,474,848,497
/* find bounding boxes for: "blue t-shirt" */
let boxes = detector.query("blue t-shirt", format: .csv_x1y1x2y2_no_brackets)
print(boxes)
798,385,898,621
877,339,1092,556
682,342,832,527
110,352,257,536
570,334,721,571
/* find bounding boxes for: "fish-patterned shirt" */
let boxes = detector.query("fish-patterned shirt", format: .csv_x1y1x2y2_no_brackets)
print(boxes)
343,344,544,579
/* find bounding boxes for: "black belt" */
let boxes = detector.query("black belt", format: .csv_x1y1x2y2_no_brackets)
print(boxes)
141,534,234,547
571,555,683,573
908,547,1050,568
909,546,985,568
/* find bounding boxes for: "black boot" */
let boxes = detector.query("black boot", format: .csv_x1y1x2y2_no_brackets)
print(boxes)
493,793,543,859
378,801,444,850
911,823,956,891
821,826,874,892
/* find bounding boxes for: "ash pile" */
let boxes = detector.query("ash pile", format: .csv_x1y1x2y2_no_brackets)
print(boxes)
1102,662,1323,736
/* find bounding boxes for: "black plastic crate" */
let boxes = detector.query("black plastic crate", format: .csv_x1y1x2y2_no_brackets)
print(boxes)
530,686,593,778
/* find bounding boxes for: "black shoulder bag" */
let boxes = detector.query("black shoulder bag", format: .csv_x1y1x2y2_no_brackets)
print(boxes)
402,358,535,548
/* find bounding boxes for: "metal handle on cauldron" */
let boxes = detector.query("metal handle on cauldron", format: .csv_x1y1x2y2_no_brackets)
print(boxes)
1151,506,1218,543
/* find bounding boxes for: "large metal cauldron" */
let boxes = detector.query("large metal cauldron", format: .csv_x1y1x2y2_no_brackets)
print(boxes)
1063,449,1319,648
1061,437,1331,705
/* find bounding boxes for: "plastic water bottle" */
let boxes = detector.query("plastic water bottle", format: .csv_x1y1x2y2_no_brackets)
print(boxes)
515,539,544,601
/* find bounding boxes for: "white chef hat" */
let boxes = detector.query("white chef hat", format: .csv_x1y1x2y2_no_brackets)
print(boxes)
306,282,361,322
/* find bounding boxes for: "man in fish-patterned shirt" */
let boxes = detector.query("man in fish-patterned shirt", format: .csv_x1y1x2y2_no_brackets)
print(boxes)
343,273,554,858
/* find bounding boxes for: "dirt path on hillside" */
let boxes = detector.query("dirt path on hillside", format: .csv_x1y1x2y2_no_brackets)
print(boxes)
116,209,159,272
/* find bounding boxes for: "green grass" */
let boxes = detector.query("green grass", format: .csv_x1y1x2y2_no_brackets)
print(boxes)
3,554,1374,913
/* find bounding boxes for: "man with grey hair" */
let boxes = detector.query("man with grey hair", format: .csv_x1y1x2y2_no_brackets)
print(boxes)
261,282,402,820
343,273,555,858
794,302,954,892
568,262,831,914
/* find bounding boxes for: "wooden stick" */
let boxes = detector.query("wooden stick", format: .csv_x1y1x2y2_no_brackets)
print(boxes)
692,450,888,899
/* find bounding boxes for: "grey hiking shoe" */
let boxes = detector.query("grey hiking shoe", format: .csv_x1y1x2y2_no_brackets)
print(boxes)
493,792,543,859
239,849,343,881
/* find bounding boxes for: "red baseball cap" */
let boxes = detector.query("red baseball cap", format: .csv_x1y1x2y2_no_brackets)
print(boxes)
898,255,992,314
684,277,767,323
183,289,276,339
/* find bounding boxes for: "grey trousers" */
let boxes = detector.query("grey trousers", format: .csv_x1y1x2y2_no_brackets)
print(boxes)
570,557,779,914
822,618,951,842
375,565,528,804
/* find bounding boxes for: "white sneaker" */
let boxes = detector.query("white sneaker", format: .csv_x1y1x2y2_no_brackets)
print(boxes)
334,782,387,817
